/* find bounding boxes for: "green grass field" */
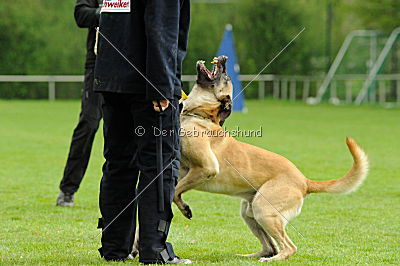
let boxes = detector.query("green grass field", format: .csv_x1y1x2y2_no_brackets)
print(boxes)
0,99,399,265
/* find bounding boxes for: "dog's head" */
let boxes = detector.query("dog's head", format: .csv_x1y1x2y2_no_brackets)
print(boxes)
192,55,233,125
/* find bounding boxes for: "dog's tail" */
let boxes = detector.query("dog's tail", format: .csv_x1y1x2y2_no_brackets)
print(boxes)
307,137,369,194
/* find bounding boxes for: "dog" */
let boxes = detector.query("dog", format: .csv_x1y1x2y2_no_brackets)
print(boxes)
173,56,369,262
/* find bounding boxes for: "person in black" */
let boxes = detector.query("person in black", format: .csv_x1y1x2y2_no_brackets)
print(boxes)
56,0,103,207
94,0,191,264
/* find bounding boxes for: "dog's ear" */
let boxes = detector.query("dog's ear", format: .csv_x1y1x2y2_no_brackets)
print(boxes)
218,96,232,126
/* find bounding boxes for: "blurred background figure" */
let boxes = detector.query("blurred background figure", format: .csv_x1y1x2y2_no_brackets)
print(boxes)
56,0,102,207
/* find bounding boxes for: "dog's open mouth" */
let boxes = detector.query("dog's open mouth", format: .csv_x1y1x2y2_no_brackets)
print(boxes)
197,61,214,80
196,56,227,83
197,61,218,80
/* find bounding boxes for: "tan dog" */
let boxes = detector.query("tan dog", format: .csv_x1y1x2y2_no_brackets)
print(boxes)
173,56,369,262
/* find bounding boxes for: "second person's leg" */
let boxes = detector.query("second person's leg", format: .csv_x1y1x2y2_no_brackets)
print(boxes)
59,68,102,196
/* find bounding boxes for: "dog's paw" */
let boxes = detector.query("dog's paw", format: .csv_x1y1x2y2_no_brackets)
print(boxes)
183,205,193,219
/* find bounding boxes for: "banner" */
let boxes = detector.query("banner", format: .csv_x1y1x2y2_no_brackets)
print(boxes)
101,0,130,12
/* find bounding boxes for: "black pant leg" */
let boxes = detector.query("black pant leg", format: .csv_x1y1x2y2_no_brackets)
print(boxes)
59,68,103,194
99,92,139,260
131,98,180,263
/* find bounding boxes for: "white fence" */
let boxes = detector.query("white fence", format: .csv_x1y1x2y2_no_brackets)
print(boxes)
1,74,400,106
0,75,83,101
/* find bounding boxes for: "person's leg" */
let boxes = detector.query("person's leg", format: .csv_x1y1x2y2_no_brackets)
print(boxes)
58,68,102,198
98,92,138,260
131,98,181,264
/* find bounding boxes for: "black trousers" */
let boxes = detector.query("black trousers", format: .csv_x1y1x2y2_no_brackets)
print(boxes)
59,68,103,194
99,92,180,263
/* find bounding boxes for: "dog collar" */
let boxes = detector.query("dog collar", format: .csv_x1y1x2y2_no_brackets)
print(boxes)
181,112,214,123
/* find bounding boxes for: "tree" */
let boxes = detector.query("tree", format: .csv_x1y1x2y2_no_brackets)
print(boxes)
351,0,400,32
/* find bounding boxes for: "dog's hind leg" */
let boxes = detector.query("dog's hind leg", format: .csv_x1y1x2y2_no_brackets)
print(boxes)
236,200,278,258
252,180,303,262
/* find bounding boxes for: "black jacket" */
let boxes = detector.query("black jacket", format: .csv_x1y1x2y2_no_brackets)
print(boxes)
94,0,190,100
74,0,101,69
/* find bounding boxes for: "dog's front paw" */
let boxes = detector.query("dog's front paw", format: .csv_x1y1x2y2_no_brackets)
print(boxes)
182,204,193,219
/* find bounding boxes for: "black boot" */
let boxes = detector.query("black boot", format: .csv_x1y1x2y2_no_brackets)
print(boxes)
56,191,74,207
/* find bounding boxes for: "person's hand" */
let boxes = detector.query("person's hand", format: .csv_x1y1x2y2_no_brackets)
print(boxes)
152,99,169,112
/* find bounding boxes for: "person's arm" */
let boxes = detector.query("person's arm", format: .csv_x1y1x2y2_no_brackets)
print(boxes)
144,0,181,101
74,0,100,28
